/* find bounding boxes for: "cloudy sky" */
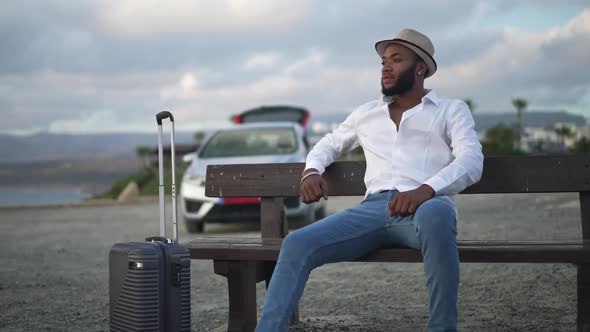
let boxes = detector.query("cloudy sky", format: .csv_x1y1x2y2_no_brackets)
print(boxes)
1,0,589,134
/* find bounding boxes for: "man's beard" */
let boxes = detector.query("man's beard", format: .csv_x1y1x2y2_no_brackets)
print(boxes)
381,62,417,97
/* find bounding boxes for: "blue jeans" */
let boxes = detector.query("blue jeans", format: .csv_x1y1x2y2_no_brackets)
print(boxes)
255,191,459,332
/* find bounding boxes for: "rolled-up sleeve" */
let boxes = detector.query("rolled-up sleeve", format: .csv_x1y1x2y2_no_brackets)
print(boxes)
305,110,360,174
424,101,484,195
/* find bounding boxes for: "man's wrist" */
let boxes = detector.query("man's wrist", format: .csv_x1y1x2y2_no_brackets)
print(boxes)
300,169,321,184
302,168,319,176
418,184,435,198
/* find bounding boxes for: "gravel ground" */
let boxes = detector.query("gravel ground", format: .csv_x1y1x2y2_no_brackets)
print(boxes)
0,193,582,331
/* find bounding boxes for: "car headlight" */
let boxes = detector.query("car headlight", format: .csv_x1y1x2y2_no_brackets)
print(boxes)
184,174,206,186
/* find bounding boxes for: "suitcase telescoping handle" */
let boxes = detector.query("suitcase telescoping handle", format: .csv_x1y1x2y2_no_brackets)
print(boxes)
155,111,178,244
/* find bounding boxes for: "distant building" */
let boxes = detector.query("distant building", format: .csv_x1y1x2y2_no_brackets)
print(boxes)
522,121,586,153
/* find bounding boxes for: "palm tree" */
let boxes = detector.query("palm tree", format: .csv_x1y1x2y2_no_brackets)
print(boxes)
512,97,528,149
554,125,573,149
194,130,205,143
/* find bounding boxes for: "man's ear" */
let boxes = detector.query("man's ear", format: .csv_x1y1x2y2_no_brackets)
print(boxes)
417,61,427,76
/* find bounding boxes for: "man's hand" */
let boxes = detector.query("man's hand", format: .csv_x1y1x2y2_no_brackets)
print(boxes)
299,168,328,203
388,184,435,217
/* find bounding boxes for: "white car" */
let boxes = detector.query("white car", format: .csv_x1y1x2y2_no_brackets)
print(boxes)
180,122,326,233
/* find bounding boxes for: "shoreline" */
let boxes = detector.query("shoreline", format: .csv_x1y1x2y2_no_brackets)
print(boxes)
0,195,159,210
0,183,110,195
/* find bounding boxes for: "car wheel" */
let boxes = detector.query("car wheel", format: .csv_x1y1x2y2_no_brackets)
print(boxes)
185,219,204,233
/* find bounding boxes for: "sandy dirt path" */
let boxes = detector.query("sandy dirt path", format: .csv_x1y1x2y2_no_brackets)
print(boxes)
0,193,582,331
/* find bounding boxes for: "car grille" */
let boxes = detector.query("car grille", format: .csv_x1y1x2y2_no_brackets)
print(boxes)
185,200,203,213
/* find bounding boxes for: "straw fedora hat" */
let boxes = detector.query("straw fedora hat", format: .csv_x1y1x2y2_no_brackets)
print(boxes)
375,28,437,78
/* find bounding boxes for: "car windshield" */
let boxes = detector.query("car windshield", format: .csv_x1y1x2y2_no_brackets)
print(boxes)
199,127,298,158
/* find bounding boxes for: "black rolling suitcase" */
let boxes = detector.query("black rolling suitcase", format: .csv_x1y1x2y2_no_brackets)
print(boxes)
109,111,191,332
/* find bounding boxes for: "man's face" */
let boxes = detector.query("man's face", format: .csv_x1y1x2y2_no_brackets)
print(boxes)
380,43,418,96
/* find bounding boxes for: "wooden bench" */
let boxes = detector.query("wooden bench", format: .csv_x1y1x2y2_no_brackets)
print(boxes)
187,155,590,332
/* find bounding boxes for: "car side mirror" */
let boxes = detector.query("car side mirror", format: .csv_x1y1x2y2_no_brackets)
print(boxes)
182,152,196,164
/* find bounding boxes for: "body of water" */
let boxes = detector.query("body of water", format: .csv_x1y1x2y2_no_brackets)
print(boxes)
0,188,92,207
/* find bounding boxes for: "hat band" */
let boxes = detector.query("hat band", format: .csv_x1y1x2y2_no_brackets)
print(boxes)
390,38,437,72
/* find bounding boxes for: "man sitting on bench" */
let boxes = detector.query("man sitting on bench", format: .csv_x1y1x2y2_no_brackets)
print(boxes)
255,28,484,332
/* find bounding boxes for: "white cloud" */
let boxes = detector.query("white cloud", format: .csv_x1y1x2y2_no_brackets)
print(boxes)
1,1,588,135
158,49,374,119
46,109,205,134
162,52,323,103
99,0,310,38
0,69,179,133
430,9,590,112
49,110,116,133
282,49,327,76
243,52,280,70
160,70,300,104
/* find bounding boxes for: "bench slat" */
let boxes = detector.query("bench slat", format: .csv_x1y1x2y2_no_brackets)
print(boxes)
205,155,590,197
187,238,590,263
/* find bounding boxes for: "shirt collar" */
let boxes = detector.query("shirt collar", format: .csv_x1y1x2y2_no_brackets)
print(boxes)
381,89,440,107
422,89,440,107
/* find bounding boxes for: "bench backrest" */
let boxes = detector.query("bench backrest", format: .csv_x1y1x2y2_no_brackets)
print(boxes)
205,155,590,240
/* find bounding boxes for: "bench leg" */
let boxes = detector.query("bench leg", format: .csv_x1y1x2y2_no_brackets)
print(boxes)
214,261,264,332
264,261,299,325
579,264,590,332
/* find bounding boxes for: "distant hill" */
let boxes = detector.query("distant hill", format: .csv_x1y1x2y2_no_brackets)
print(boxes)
0,158,145,193
311,111,587,133
0,111,586,164
0,132,196,164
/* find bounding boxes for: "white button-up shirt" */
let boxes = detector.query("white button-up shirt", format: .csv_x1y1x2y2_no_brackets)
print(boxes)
305,90,484,198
